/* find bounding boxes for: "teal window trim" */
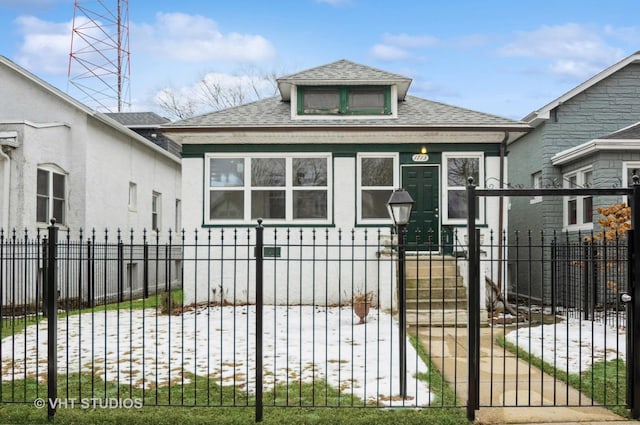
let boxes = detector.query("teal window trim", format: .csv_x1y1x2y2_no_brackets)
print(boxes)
297,86,391,116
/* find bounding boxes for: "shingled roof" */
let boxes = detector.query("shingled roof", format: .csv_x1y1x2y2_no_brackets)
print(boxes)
602,121,640,139
163,59,528,134
166,95,523,129
276,59,413,101
105,112,170,127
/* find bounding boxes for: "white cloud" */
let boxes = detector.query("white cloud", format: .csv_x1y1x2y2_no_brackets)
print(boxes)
134,12,276,63
498,23,626,80
370,44,411,61
370,33,438,62
604,25,640,45
381,33,439,49
13,15,71,75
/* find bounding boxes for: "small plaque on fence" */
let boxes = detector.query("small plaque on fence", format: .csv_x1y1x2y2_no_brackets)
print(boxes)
254,246,281,258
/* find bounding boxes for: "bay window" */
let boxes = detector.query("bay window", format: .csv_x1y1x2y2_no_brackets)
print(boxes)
206,154,330,224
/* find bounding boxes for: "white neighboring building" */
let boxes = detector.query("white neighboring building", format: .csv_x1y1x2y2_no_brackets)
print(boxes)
0,56,181,233
0,56,182,307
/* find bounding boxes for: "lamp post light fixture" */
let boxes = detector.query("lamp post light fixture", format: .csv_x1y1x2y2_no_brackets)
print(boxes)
387,188,414,399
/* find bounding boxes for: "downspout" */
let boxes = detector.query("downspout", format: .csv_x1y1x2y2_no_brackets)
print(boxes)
0,146,10,231
497,131,509,294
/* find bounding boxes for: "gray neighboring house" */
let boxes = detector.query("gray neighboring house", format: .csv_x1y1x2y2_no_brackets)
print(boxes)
507,51,640,303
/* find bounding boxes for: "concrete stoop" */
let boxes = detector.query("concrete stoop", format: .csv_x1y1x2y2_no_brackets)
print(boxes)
405,255,468,327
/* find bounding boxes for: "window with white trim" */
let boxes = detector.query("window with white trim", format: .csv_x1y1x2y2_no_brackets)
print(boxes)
37,167,66,225
205,154,331,224
152,192,161,231
530,171,542,204
442,152,484,224
623,162,640,188
356,153,398,223
298,86,391,116
175,199,181,231
563,167,593,229
623,162,640,205
128,182,137,211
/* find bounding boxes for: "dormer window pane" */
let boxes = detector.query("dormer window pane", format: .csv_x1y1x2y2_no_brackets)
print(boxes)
348,88,385,111
303,88,340,114
298,86,391,116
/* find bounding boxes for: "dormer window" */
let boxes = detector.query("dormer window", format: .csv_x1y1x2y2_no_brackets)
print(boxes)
298,86,391,115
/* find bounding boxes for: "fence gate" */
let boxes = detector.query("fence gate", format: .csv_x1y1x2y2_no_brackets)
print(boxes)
466,179,640,421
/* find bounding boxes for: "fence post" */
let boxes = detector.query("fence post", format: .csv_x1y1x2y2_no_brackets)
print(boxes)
143,231,149,299
591,242,599,314
466,179,479,421
255,219,264,423
46,219,58,418
117,233,124,303
583,240,590,320
87,238,94,308
629,177,640,418
551,239,557,315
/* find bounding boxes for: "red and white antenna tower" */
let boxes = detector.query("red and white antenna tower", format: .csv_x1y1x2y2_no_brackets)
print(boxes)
67,0,131,112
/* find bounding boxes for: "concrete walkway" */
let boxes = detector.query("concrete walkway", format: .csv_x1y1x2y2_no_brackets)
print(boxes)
413,326,640,424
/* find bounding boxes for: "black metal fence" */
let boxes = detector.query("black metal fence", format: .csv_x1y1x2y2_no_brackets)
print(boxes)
1,219,635,421
551,234,628,328
0,223,447,420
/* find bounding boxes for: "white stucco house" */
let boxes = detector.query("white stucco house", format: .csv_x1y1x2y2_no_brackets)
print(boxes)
0,56,181,233
0,56,182,306
163,60,530,312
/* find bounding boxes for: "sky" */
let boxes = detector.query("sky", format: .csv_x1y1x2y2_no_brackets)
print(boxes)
1,0,639,120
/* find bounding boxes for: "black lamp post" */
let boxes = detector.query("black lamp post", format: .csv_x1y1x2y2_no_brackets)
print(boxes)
387,188,414,399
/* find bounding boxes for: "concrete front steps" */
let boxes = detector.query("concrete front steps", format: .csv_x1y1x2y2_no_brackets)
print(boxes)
404,255,468,327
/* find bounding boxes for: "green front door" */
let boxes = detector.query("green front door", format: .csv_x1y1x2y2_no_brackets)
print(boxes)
403,165,440,249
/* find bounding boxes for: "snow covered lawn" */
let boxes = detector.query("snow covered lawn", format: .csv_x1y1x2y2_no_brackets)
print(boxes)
504,316,626,374
1,305,432,406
